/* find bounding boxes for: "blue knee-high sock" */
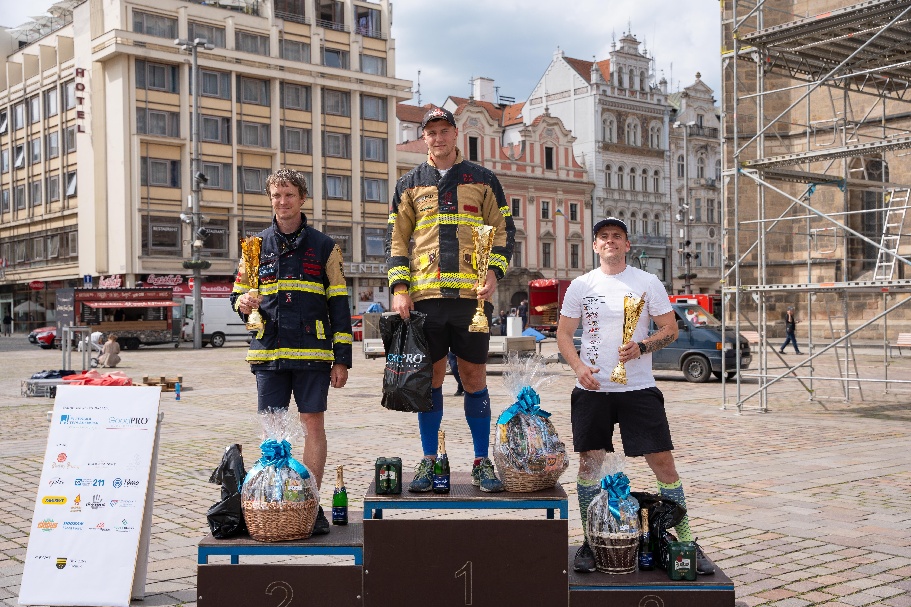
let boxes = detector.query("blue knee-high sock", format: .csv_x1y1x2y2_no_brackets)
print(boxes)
463,387,491,459
418,387,444,456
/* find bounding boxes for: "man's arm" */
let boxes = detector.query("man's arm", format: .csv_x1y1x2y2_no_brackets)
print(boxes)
617,310,679,363
481,175,516,281
386,180,417,318
557,314,601,391
325,244,353,369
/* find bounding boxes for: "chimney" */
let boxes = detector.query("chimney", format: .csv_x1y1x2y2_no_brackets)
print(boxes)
473,76,496,103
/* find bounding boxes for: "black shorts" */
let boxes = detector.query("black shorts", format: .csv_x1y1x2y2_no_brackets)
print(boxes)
414,298,493,365
254,368,330,413
570,386,674,456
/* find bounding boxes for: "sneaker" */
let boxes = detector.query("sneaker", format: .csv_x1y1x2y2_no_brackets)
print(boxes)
312,505,330,535
694,539,715,575
573,542,597,573
471,457,504,493
454,387,465,396
408,458,434,493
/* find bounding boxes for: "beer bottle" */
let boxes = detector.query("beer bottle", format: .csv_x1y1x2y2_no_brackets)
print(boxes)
332,465,348,525
638,508,654,570
432,430,451,493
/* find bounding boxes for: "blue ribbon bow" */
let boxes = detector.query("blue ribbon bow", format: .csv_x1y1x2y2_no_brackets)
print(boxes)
496,387,552,425
600,472,631,522
242,438,310,488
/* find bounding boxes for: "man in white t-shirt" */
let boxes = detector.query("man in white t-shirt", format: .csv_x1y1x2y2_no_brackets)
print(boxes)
556,217,715,576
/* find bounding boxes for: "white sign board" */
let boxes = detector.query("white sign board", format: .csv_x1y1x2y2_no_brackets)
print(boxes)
19,386,161,607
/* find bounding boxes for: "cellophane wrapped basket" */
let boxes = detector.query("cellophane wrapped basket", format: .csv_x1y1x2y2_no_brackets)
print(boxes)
587,453,640,574
241,408,319,542
492,354,568,492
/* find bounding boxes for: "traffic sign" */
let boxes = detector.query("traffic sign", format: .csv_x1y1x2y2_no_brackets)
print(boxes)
83,274,92,287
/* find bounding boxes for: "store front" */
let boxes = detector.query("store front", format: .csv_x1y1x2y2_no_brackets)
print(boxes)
0,278,82,335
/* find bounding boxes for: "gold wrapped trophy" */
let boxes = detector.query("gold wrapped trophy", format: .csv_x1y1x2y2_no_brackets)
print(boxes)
609,292,646,385
241,236,265,335
469,225,497,333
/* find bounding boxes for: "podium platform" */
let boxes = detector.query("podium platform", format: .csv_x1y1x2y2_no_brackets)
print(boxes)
363,471,568,519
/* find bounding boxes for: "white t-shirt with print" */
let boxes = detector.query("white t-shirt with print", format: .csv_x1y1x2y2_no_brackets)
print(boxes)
561,265,672,392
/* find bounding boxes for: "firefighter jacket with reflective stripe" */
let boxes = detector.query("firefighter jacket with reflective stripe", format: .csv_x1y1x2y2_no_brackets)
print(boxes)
230,214,352,369
385,148,515,303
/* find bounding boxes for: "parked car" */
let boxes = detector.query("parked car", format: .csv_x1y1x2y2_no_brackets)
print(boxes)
28,326,57,345
33,327,57,349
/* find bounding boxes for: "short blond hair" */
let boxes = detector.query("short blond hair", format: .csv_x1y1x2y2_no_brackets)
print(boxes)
265,169,309,199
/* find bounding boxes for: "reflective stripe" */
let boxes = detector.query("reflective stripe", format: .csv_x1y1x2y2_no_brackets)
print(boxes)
246,348,335,362
333,332,353,345
316,320,326,340
414,213,484,232
233,284,251,294
259,280,326,296
388,212,397,224
327,285,348,298
499,205,512,217
412,272,477,291
388,265,411,284
489,253,508,273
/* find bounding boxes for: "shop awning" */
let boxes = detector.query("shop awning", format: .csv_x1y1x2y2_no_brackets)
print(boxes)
83,301,180,308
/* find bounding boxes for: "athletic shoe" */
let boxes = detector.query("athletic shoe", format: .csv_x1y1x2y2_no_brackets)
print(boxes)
573,542,597,573
694,540,716,575
408,458,434,492
312,505,330,535
454,388,464,396
471,457,505,493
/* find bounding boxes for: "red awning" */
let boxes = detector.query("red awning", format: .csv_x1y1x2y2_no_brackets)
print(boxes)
83,301,180,308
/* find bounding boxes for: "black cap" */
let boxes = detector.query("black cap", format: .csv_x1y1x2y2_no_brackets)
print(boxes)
592,217,628,237
421,106,456,130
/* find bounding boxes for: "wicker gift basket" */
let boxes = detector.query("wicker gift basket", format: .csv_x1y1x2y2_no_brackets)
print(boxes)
241,408,319,542
587,454,640,574
493,354,568,492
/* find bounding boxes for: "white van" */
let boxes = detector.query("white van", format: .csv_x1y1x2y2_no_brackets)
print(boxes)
182,297,250,347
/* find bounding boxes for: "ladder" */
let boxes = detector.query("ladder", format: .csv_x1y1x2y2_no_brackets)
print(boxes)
873,188,910,281
825,299,863,402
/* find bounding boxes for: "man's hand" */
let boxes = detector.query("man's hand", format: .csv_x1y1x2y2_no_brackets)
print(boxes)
392,289,413,319
618,340,641,364
573,363,602,391
330,363,348,388
237,292,263,315
477,270,498,300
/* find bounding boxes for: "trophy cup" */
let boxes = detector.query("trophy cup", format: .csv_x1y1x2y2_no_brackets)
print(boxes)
468,225,497,333
609,292,646,385
240,236,265,337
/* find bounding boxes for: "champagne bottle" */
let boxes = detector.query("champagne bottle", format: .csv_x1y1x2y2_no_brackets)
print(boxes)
332,465,348,525
638,508,654,570
432,430,451,493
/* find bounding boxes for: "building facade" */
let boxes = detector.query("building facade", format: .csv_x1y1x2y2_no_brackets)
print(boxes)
0,0,410,333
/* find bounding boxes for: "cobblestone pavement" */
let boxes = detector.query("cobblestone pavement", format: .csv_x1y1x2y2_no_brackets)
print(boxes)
0,335,909,606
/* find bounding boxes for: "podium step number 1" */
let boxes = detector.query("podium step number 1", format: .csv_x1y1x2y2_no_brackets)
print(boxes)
18,385,163,607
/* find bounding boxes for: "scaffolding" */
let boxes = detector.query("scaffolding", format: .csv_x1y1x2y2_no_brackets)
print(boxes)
721,0,911,412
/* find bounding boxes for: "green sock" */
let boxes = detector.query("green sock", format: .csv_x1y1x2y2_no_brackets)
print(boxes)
657,479,693,542
577,478,601,542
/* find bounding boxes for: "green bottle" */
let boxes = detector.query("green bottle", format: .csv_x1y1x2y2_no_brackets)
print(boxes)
331,465,348,525
432,430,450,493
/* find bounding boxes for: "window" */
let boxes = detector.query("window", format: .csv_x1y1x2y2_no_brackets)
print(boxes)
236,31,269,56
188,21,226,47
695,242,703,266
64,81,76,109
569,203,578,222
239,167,268,193
14,240,26,262
617,167,624,189
696,114,704,127
468,137,479,161
677,155,685,179
605,165,613,188
200,219,230,258
629,167,637,191
238,121,271,148
140,157,181,188
136,60,179,93
364,227,385,260
200,163,233,190
544,146,554,170
323,89,350,116
14,145,25,169
542,242,552,268
324,174,351,199
649,124,661,148
282,83,311,110
322,47,349,69
362,95,387,121
14,185,25,210
363,178,388,202
30,181,41,207
323,132,350,158
29,138,40,165
602,116,615,142
541,200,550,219
513,242,523,268
696,156,706,179
707,198,716,223
694,198,702,222
653,214,661,236
12,103,25,130
571,244,580,269
715,159,722,180
275,0,307,23
241,220,272,238
64,126,77,153
133,10,177,38
281,39,311,62
198,69,231,99
28,96,40,124
137,109,180,137
626,119,639,146
324,226,351,260
707,242,716,267
0,110,6,134
46,132,59,159
630,212,638,234
356,5,382,38
141,215,181,255
1,189,8,213
47,234,60,258
200,115,231,144
361,54,386,75
47,174,60,202
653,170,661,193
239,77,269,106
641,169,648,192
32,237,45,261
511,198,521,218
281,127,312,153
1,149,8,173
319,0,345,27
362,136,387,162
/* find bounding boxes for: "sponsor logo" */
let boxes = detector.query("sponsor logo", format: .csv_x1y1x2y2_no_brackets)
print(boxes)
48,477,64,486
59,415,97,426
42,496,67,505
107,416,150,427
32,555,51,561
70,494,82,513
74,478,105,487
113,478,139,489
86,461,116,468
115,519,134,533
92,522,110,532
37,518,58,531
86,494,105,510
56,557,67,569
57,453,67,463
62,521,84,530
386,352,425,364
108,499,137,509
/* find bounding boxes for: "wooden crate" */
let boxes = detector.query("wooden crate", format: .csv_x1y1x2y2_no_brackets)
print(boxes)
141,375,183,392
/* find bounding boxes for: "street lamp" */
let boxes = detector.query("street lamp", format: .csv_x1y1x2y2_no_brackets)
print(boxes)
638,250,649,271
175,37,214,349
673,120,696,294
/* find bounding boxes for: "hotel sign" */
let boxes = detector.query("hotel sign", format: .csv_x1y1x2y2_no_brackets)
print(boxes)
343,262,386,277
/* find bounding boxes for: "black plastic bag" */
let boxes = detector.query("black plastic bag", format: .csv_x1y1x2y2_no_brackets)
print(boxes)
380,311,433,412
206,444,247,538
30,370,77,380
632,491,687,570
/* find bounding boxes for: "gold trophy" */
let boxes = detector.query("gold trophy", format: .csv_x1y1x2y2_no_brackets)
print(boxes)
609,292,646,385
240,236,265,336
468,225,497,333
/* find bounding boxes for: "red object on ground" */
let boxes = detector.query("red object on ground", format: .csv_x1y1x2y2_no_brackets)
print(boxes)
62,370,133,386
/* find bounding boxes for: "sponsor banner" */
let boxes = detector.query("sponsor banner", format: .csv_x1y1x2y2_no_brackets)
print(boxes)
19,386,160,607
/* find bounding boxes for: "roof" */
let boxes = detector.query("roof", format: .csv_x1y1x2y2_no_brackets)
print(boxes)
396,103,434,124
563,57,611,84
502,102,524,126
667,92,683,110
396,139,428,154
448,96,505,123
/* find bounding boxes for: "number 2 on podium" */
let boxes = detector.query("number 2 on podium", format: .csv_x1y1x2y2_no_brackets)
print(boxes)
455,560,473,605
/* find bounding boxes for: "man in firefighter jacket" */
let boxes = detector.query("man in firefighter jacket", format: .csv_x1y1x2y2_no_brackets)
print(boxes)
232,169,352,534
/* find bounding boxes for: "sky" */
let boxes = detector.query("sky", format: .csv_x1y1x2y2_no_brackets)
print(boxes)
2,0,722,106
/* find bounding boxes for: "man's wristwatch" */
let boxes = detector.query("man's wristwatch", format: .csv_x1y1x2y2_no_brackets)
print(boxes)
637,341,648,355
